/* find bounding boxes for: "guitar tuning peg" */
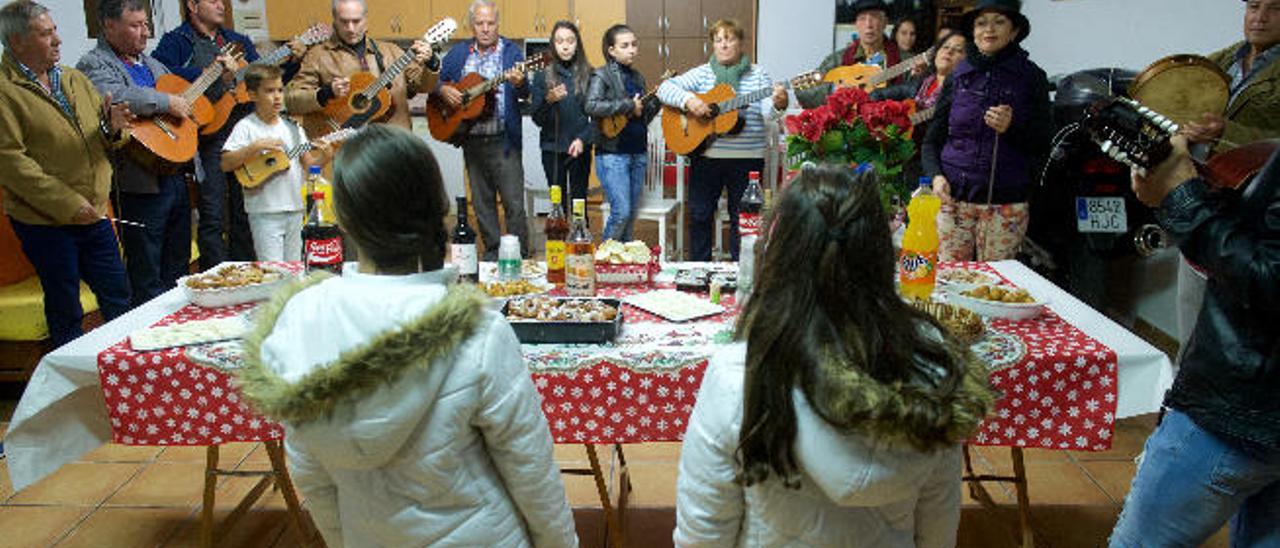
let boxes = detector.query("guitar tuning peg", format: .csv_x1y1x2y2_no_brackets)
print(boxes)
1101,140,1114,154
1159,120,1177,133
1137,106,1152,115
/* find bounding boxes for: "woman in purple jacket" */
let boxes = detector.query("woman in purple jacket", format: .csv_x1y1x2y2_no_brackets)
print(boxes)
921,0,1050,261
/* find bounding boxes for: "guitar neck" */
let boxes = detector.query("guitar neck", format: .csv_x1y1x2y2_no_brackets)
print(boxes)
910,106,936,125
360,48,418,99
870,49,932,87
286,142,311,160
184,63,228,102
718,81,784,111
467,64,529,98
237,45,293,82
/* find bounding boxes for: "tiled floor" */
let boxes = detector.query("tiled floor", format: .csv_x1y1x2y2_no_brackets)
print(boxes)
0,415,1230,547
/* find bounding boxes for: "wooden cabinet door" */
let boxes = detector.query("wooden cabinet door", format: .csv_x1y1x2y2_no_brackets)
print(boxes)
576,0,626,67
626,0,664,37
265,0,331,40
700,0,755,32
664,37,708,76
540,0,572,35
631,38,668,87
504,0,540,38
366,0,432,39
664,0,705,38
434,0,474,39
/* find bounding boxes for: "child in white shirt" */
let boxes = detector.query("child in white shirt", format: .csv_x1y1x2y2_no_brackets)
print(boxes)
221,65,329,261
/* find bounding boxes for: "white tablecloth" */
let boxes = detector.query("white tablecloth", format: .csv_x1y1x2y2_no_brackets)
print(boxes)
4,260,1173,492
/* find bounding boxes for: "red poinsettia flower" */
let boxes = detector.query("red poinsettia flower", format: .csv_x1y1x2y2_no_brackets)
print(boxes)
786,104,840,143
859,100,913,140
825,86,871,124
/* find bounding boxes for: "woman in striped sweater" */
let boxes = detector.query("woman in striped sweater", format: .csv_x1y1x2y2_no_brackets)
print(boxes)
657,19,788,261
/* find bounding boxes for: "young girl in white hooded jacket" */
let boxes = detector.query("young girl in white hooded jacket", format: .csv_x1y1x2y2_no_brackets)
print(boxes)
674,164,996,547
237,125,578,548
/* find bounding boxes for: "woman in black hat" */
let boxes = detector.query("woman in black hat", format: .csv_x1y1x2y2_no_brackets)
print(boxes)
920,0,1051,262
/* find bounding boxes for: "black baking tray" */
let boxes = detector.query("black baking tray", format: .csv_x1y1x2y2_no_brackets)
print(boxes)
502,298,624,344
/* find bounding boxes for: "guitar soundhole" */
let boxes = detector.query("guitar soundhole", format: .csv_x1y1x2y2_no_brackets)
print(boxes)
265,158,278,167
351,94,370,111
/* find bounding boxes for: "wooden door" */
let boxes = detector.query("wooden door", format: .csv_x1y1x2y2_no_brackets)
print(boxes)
626,0,664,38
540,0,573,36
265,0,331,40
664,0,705,38
576,0,626,67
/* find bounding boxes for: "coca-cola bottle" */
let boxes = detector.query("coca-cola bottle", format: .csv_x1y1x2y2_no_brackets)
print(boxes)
737,171,764,304
451,196,479,283
303,191,343,274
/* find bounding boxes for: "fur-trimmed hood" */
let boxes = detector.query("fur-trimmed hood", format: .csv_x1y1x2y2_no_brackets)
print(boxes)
796,335,995,507
236,269,488,468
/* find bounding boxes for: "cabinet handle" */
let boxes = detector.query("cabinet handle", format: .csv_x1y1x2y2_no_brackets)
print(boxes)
703,41,708,56
664,16,670,32
658,15,663,32
703,16,708,31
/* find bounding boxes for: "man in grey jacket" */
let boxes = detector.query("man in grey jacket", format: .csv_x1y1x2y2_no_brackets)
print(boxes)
77,0,192,306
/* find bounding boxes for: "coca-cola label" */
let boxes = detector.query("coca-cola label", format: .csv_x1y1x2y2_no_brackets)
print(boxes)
451,243,478,275
739,212,762,237
306,237,343,266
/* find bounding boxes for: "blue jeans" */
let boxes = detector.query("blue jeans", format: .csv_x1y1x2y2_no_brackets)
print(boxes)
596,152,646,241
688,156,763,261
9,218,131,347
1110,409,1280,547
117,175,192,306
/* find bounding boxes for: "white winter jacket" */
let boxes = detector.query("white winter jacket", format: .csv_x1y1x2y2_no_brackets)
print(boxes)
674,342,987,548
238,269,578,548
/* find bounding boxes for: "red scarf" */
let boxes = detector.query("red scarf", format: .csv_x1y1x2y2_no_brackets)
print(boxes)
841,39,901,68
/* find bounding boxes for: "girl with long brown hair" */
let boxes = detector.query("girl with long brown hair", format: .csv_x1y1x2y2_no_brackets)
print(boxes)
530,20,596,222
675,164,994,547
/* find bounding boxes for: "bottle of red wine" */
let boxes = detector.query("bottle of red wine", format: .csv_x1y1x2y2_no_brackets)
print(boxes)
451,196,478,283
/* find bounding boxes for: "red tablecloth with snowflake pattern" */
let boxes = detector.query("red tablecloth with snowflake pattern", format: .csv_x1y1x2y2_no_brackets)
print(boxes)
96,262,1117,451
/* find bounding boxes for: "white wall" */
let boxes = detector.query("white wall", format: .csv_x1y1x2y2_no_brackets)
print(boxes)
757,0,835,83
43,0,185,65
1021,0,1240,77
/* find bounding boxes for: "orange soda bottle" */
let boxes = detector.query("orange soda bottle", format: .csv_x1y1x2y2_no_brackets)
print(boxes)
898,178,941,300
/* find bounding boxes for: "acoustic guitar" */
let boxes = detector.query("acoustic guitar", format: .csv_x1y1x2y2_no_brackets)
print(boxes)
305,17,457,136
1084,96,1275,189
202,24,332,136
823,46,935,92
661,71,822,156
131,44,241,168
599,70,675,139
426,51,551,142
234,127,358,188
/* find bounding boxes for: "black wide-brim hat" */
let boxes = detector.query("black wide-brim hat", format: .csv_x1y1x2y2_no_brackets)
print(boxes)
850,0,890,20
962,0,1031,43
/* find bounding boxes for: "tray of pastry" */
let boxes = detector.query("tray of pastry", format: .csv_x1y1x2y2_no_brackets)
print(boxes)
502,297,623,344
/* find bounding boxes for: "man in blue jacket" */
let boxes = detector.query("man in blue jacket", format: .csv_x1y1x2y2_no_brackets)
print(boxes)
152,0,261,269
435,0,529,260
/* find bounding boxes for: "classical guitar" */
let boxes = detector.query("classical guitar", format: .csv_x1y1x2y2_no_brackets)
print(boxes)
131,43,241,168
661,71,822,155
426,51,551,142
305,17,457,135
234,127,357,188
1084,96,1276,189
203,24,332,136
823,46,935,92
599,70,675,139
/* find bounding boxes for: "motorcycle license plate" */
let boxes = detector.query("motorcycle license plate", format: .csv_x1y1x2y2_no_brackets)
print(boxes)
1076,197,1128,234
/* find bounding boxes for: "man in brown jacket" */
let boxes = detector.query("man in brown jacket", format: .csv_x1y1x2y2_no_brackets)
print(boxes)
1175,0,1280,357
0,0,132,346
286,0,438,135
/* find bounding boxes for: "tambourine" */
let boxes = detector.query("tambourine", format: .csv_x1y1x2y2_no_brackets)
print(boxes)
1127,54,1230,127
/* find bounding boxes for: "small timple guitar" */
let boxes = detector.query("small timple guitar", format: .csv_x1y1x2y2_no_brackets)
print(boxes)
599,70,675,139
305,17,457,135
234,127,358,188
823,46,935,92
203,24,332,136
426,51,551,142
1084,96,1275,189
661,71,822,155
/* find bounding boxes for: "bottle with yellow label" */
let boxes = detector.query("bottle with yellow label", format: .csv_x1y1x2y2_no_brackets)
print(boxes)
565,199,596,296
303,165,334,223
545,185,569,285
898,179,941,301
